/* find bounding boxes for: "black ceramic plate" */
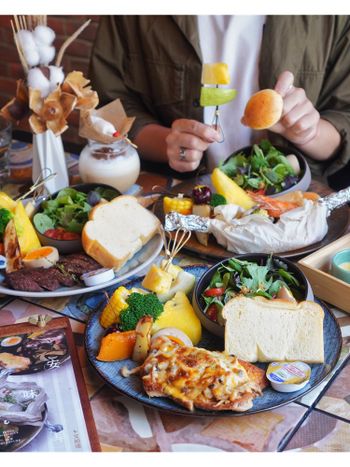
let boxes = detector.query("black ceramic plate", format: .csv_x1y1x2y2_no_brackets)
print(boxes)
85,266,342,417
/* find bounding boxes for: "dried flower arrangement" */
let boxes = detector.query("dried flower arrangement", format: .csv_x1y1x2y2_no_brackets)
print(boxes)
1,15,98,136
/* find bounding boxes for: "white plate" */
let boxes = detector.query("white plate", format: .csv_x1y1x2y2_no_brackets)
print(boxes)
0,235,163,298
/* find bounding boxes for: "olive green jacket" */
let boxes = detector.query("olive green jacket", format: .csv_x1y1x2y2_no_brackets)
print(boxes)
89,15,350,177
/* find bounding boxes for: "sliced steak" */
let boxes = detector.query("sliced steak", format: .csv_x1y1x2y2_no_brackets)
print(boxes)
52,268,77,287
29,268,61,291
5,270,44,292
4,253,100,292
57,253,101,276
64,253,100,268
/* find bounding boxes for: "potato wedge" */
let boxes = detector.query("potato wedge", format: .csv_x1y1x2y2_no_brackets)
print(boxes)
4,219,23,273
132,316,153,362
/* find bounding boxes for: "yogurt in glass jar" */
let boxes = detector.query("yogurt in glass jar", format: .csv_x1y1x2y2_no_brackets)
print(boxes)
79,139,140,193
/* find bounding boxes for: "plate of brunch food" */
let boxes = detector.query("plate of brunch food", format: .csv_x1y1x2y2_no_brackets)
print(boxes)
0,186,163,298
155,161,350,260
85,242,342,416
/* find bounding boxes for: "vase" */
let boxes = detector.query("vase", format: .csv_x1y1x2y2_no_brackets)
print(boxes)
32,130,69,194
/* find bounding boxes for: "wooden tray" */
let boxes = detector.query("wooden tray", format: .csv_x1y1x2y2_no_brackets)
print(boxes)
298,233,350,313
154,176,350,261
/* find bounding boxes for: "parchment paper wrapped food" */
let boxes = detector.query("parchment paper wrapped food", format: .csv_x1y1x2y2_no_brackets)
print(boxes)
209,201,328,254
79,99,135,144
165,187,350,254
0,371,47,426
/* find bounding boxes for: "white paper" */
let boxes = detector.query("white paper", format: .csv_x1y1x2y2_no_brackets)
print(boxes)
209,200,329,254
32,130,69,194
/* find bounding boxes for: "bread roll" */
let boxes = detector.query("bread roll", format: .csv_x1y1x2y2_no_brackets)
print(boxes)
82,196,160,270
241,89,283,130
222,296,324,363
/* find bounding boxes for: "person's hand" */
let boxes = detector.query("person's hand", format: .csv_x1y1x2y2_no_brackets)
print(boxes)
166,119,221,172
270,71,320,146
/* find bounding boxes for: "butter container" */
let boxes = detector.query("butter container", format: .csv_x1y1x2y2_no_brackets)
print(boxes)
266,361,311,393
81,267,115,287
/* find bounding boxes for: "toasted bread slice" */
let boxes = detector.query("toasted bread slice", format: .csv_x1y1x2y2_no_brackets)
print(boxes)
223,297,324,363
82,195,160,270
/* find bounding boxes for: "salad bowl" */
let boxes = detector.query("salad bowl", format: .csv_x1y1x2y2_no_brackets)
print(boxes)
220,141,311,197
33,183,120,254
192,253,314,337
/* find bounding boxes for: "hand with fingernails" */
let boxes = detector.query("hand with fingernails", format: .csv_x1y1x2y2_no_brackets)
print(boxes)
166,119,221,172
165,70,337,173
270,70,320,146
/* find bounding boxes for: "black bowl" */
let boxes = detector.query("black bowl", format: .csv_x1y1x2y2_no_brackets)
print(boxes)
34,183,121,254
222,144,311,197
192,253,314,337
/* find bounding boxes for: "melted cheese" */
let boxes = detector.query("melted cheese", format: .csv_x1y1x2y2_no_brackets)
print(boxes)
141,337,261,411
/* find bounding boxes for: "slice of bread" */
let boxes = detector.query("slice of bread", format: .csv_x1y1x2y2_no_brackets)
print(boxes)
222,297,324,363
82,196,160,270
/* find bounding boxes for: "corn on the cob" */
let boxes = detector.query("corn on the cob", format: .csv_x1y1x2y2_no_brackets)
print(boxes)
163,196,193,215
100,286,130,328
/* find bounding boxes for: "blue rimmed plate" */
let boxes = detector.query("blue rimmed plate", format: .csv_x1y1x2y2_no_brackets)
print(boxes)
85,265,342,416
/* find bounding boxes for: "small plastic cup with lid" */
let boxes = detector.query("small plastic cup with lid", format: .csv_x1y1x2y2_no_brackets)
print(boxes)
81,268,115,287
266,361,311,393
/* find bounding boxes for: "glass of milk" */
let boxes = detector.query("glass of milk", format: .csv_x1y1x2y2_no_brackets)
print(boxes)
79,139,140,193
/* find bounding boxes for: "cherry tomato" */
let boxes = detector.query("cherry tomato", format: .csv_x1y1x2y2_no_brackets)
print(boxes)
203,287,225,297
44,228,61,239
44,228,80,241
254,188,266,195
62,231,80,240
206,304,219,322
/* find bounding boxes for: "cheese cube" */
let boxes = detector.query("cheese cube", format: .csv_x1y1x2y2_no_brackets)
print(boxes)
202,62,230,85
142,264,173,294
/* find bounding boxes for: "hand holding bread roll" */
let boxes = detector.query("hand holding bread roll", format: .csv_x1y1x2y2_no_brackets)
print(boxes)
241,89,283,130
242,71,321,147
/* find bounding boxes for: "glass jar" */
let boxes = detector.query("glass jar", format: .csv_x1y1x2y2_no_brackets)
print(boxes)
79,139,140,193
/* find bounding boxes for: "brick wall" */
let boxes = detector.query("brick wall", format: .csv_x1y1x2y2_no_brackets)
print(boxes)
0,15,100,148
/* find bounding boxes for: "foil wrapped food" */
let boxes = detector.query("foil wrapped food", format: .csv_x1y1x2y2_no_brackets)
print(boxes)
164,200,329,254
164,211,210,232
0,371,47,426
319,186,350,214
209,201,328,254
164,187,350,254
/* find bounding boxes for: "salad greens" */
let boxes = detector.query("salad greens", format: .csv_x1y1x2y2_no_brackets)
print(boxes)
219,140,299,195
210,193,227,208
201,255,303,324
33,187,119,235
0,208,13,239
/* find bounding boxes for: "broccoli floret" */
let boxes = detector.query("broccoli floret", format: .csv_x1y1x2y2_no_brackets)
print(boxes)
210,194,227,208
119,292,163,331
0,208,13,238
